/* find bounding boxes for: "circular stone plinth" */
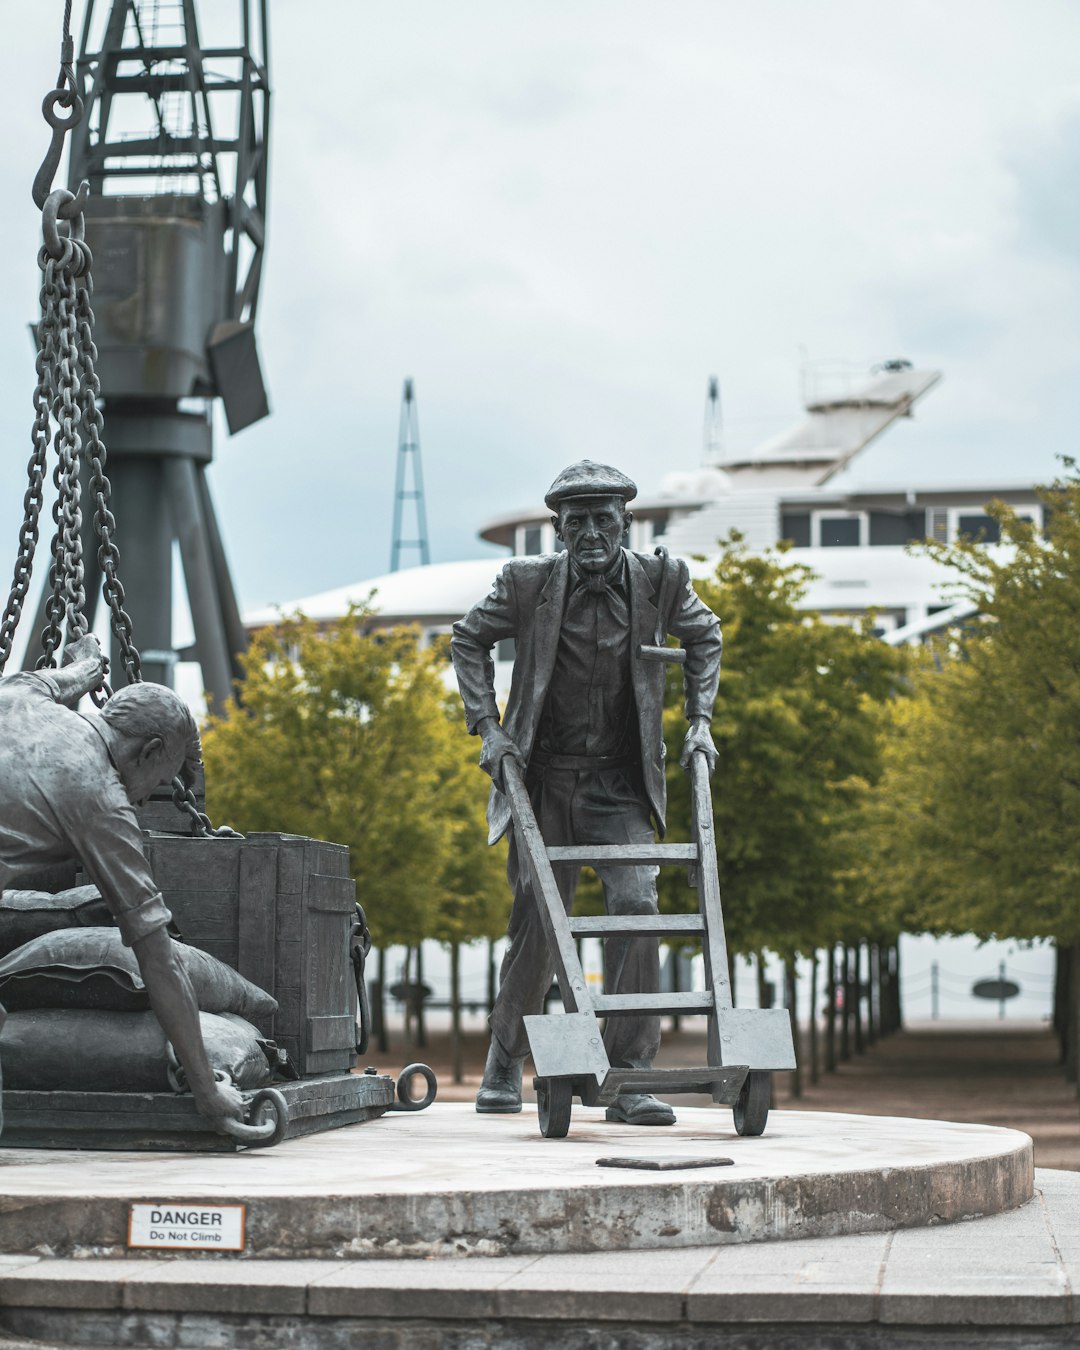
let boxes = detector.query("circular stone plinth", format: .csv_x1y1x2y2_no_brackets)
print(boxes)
0,1104,1032,1260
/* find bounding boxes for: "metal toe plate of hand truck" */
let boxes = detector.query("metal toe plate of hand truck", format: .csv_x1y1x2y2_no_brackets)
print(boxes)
524,1012,610,1083
716,1006,797,1071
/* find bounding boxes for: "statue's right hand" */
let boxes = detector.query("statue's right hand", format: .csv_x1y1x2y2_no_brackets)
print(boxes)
478,722,525,791
194,1076,246,1136
62,633,107,684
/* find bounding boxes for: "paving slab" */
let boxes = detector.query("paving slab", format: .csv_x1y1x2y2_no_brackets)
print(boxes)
0,1103,1033,1260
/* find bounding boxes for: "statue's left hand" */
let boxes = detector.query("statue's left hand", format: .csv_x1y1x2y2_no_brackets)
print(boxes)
680,717,718,776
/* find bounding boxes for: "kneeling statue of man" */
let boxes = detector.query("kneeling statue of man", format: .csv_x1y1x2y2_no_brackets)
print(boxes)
452,460,722,1126
0,635,244,1136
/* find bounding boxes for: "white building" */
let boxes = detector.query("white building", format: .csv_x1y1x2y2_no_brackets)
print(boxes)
246,362,1043,653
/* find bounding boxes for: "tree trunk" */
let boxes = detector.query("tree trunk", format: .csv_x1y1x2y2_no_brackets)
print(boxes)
415,944,427,1049
756,952,772,1008
402,947,413,1044
879,943,892,1038
1054,942,1070,1065
785,957,802,1098
852,946,864,1054
866,943,878,1046
372,945,391,1047
825,945,837,1072
487,938,497,1017
809,950,820,1085
892,941,903,1033
1067,944,1080,1088
670,945,682,1032
840,946,852,1061
450,942,463,1084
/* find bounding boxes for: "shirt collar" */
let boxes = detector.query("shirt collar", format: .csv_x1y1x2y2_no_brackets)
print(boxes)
569,550,627,596
81,711,123,775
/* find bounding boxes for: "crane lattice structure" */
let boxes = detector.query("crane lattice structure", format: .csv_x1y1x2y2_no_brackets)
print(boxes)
19,0,272,710
703,375,724,466
390,378,430,572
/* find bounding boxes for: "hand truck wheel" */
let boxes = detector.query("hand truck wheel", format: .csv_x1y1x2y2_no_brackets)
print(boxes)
537,1077,572,1139
733,1070,771,1137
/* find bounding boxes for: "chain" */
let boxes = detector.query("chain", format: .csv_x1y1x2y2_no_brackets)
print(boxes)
75,280,142,695
0,310,54,672
2,6,228,839
36,258,87,669
74,278,216,834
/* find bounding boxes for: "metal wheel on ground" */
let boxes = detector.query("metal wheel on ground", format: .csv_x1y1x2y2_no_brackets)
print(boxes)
537,1077,572,1138
733,1070,771,1137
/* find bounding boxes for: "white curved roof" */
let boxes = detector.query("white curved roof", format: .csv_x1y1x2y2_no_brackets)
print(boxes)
244,558,509,630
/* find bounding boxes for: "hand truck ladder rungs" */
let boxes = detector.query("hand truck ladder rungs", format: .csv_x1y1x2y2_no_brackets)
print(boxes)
502,744,796,1140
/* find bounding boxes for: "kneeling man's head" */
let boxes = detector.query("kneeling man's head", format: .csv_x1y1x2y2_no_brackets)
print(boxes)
99,684,200,806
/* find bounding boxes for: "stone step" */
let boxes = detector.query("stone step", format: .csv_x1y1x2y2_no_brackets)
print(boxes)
0,1171,1077,1348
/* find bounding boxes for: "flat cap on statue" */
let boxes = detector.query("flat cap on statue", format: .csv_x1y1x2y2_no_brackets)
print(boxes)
544,460,638,511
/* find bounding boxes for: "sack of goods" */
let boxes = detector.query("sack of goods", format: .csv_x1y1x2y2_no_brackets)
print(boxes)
0,1008,293,1093
0,922,294,1094
0,927,277,1018
0,886,128,958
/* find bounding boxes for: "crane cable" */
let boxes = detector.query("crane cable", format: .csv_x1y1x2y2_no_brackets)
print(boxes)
0,2,228,840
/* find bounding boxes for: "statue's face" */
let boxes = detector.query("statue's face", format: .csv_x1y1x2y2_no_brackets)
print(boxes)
118,735,186,808
554,495,628,574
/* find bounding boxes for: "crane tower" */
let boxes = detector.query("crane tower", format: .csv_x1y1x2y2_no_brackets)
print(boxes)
22,0,272,708
390,378,430,572
703,375,724,466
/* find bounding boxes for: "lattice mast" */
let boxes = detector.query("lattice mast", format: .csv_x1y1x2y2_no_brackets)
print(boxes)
20,0,272,708
703,375,724,466
390,378,431,572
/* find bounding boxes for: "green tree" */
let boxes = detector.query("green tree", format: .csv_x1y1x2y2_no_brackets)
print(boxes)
864,466,1080,1070
659,538,908,988
427,726,509,1079
202,606,509,1055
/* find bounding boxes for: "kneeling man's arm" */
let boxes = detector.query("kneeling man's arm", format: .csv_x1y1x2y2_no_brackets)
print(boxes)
132,927,245,1133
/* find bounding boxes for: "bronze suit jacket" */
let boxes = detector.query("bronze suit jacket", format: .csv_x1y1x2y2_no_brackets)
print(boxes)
451,549,722,845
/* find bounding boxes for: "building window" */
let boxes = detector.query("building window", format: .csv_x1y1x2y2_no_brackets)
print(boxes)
869,511,925,546
496,638,516,661
819,516,861,547
780,512,811,548
956,514,1001,544
523,526,543,555
927,509,949,543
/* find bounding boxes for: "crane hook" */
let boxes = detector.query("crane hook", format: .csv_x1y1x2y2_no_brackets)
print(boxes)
32,17,87,217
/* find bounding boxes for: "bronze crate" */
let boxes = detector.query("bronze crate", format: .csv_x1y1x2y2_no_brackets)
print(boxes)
144,832,358,1078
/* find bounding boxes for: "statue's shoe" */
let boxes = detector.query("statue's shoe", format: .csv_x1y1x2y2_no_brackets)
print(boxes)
475,1038,524,1114
604,1093,676,1126
475,1081,523,1114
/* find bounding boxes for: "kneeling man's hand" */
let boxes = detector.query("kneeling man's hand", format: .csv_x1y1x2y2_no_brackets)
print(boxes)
680,716,718,776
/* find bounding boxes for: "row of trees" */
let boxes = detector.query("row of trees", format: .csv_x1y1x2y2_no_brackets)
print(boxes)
861,464,1080,1080
202,463,1079,1089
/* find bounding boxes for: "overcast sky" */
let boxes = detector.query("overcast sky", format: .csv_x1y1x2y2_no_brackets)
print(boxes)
1,0,1077,615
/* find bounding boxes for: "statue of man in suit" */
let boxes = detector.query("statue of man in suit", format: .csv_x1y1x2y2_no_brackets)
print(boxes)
452,460,722,1125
